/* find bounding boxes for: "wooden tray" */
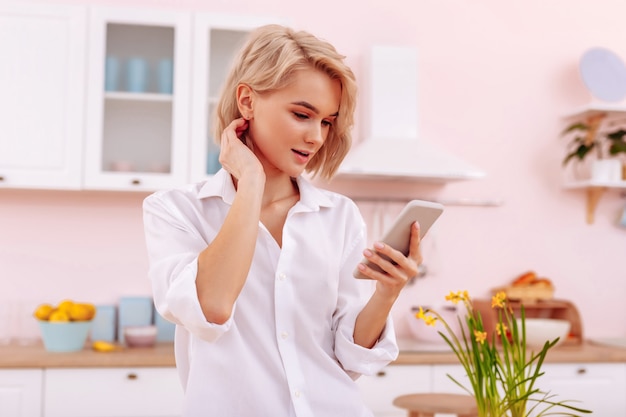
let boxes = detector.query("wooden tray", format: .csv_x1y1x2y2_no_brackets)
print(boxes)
473,298,583,346
492,285,554,303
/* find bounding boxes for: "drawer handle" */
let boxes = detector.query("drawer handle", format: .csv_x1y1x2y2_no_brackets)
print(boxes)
576,368,587,375
131,179,141,186
0,175,4,181
127,373,138,380
376,371,386,377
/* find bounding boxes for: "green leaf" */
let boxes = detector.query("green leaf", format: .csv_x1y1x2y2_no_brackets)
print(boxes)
607,129,626,141
609,141,626,155
561,122,589,136
562,143,594,166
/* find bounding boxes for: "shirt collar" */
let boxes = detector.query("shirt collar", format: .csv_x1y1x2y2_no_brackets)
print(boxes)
196,169,334,211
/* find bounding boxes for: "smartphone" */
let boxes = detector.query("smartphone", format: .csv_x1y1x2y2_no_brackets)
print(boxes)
353,199,444,279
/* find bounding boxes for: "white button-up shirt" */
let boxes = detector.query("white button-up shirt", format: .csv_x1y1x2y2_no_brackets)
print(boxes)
143,169,398,417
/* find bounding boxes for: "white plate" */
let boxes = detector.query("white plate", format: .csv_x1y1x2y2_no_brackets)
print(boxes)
579,47,626,102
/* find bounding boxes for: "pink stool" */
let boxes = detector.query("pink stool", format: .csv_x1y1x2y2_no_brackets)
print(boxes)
393,393,479,417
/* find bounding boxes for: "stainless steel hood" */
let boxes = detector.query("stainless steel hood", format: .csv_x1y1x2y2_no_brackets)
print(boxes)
336,46,485,182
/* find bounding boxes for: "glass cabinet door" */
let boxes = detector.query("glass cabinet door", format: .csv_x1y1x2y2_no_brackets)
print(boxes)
84,7,191,191
189,14,281,183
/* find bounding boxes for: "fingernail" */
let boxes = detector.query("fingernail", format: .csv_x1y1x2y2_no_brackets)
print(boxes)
374,242,384,249
363,249,373,257
357,263,366,271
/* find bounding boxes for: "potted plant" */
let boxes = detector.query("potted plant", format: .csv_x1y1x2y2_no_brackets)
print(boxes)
416,291,592,417
562,113,626,181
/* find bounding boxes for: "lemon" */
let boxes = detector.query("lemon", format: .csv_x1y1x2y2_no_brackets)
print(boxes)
48,309,70,322
56,299,75,315
92,340,119,352
69,303,96,321
33,303,55,321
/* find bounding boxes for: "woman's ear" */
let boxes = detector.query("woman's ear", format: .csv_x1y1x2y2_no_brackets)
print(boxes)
236,84,254,120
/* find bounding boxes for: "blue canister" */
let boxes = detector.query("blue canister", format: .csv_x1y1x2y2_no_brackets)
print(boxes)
206,139,222,175
157,58,174,94
154,307,176,342
104,56,120,91
91,305,117,342
117,296,153,343
126,57,149,93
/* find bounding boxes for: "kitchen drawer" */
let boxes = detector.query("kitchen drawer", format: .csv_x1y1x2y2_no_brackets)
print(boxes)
357,364,431,417
0,369,43,417
44,367,183,417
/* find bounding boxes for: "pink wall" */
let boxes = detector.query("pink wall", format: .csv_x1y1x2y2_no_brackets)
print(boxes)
2,0,626,341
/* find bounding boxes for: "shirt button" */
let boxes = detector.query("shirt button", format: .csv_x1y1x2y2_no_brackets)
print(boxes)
294,389,301,398
280,331,289,339
278,272,287,281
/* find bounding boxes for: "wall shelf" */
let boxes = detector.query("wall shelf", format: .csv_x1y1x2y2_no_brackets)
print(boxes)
563,180,626,223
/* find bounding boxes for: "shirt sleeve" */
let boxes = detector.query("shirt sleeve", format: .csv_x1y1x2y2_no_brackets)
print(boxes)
332,208,399,377
143,192,233,343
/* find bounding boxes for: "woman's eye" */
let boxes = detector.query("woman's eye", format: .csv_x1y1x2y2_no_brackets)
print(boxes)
294,112,308,120
322,120,333,128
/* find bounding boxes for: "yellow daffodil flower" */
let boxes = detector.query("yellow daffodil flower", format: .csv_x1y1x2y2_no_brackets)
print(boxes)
491,291,507,308
474,330,487,344
445,290,468,305
423,315,437,327
496,322,508,336
415,307,438,326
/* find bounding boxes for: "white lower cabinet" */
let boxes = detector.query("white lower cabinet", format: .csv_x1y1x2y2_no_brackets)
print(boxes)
43,367,183,417
357,365,431,417
537,363,626,416
0,369,43,417
362,363,626,417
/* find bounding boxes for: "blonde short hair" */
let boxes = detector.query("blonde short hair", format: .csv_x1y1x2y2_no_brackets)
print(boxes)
214,24,357,180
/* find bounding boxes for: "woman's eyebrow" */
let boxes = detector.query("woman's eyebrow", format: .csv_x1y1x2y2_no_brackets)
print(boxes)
292,101,339,117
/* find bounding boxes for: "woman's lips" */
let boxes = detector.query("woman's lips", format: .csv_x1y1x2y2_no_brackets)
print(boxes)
292,149,311,164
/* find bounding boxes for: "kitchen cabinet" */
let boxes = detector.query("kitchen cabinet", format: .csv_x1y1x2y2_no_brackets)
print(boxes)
1,3,280,192
538,363,626,416
357,365,431,417
0,369,43,417
431,364,470,394
43,367,183,417
83,6,192,191
0,3,86,190
362,362,626,416
188,14,279,184
84,6,280,191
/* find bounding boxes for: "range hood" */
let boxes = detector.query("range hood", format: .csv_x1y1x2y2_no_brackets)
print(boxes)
336,46,485,182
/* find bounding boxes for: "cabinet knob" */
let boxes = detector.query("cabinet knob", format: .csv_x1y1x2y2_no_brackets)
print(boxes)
0,175,4,181
376,370,386,377
127,373,138,380
130,179,141,186
576,367,587,375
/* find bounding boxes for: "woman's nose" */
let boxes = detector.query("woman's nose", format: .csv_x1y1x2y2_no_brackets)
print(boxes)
307,124,325,145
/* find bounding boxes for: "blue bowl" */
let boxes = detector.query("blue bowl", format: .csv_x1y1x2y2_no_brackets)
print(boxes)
39,320,92,352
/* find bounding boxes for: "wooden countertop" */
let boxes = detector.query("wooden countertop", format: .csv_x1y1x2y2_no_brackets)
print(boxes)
0,342,177,368
1,339,626,369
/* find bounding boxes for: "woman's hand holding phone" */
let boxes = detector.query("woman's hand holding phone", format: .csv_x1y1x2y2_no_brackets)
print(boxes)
354,200,444,280
219,118,264,182
356,222,424,297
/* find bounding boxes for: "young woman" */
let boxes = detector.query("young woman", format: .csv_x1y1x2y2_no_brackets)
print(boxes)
143,24,422,417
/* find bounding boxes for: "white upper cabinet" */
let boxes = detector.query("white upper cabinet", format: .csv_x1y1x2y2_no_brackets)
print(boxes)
84,6,191,191
1,3,281,191
0,3,86,189
188,14,281,184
